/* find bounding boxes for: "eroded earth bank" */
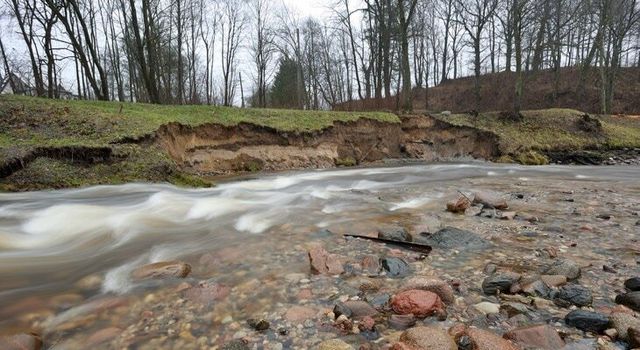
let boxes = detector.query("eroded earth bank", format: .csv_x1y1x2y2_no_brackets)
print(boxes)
1,164,640,349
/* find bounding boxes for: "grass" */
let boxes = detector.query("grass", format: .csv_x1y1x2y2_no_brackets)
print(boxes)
435,109,640,161
0,95,400,149
0,95,399,191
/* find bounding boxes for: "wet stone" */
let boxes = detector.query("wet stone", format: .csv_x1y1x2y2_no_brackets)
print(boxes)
222,340,250,350
0,333,42,350
543,259,581,280
482,273,521,295
420,227,492,250
473,191,509,210
521,279,551,298
615,291,640,311
334,301,378,319
389,314,417,330
553,284,593,307
393,326,457,350
247,318,270,331
183,280,230,305
131,261,191,280
381,257,410,278
629,327,640,348
565,310,610,333
391,290,445,318
624,277,640,291
610,312,640,341
317,339,354,350
378,227,412,242
541,274,567,287
503,324,565,350
400,277,455,304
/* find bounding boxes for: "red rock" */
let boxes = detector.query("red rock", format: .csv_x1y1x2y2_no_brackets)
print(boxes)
359,316,376,331
447,196,471,213
297,288,313,300
131,261,191,280
362,255,381,274
400,277,455,304
392,326,457,350
86,327,122,346
391,290,445,318
182,281,230,305
462,328,520,350
503,324,564,349
308,245,344,275
0,333,42,350
284,306,318,323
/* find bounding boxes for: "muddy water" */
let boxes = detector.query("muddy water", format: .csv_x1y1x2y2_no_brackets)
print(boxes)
0,163,639,349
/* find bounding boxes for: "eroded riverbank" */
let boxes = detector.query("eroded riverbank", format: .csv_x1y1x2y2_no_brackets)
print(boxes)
1,164,640,349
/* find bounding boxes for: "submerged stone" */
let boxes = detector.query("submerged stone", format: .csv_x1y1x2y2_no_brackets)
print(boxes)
381,257,410,278
419,227,492,250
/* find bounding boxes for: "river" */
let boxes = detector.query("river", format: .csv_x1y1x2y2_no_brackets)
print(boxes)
0,163,639,349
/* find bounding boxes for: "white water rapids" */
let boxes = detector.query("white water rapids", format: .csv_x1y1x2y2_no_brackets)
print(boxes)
0,163,638,305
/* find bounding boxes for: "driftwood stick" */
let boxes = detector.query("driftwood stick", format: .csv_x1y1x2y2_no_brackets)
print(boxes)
344,234,432,254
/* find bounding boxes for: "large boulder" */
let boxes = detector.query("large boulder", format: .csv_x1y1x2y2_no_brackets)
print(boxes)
503,324,565,349
392,326,457,350
391,290,445,318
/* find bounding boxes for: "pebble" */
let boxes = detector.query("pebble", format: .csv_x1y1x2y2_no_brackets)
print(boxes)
131,261,191,280
565,310,610,333
391,290,445,318
610,312,640,341
615,291,640,311
543,259,581,280
393,326,457,349
317,339,354,350
503,324,565,349
482,273,520,295
624,277,640,291
554,284,593,307
381,257,411,278
473,302,500,315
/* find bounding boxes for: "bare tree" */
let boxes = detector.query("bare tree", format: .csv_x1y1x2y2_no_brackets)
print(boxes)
220,0,246,106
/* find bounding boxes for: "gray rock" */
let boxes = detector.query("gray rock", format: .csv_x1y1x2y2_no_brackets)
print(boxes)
615,291,640,311
565,310,610,333
543,259,581,280
378,227,412,242
521,280,552,298
624,277,640,291
554,284,593,307
419,227,492,250
381,257,410,278
482,273,521,295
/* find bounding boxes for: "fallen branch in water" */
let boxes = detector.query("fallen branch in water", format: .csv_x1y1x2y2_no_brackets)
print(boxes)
343,234,432,254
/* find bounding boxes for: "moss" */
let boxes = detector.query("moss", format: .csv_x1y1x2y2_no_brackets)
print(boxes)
514,150,550,165
435,109,640,155
335,157,357,167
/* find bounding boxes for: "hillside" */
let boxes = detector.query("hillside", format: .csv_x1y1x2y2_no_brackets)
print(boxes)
337,67,640,114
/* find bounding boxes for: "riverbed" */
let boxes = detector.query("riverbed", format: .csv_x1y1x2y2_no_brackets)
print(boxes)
1,163,639,349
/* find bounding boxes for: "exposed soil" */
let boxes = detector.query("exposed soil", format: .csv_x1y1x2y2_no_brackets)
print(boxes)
0,146,114,178
154,115,500,176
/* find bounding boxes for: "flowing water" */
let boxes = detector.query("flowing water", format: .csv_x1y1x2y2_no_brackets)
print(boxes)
0,163,639,349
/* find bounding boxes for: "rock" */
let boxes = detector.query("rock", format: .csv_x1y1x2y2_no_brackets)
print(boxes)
75,274,103,290
554,284,592,307
473,302,500,315
521,279,551,298
183,280,230,305
86,327,121,346
0,333,42,350
465,205,483,217
392,326,457,350
629,327,640,348
361,255,381,274
247,319,270,331
564,310,610,333
359,316,376,331
447,196,471,214
500,302,530,317
389,314,417,330
503,324,565,349
381,257,410,278
334,301,378,318
285,306,317,323
317,339,354,350
308,245,344,275
482,273,521,295
391,290,445,318
473,191,509,210
222,340,250,350
542,259,581,280
624,277,640,291
399,277,455,304
379,227,412,242
610,312,640,342
453,327,520,350
499,211,517,220
541,275,567,287
131,261,191,280
420,227,492,250
615,291,640,311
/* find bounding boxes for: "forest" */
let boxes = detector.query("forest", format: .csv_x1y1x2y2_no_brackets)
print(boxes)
1,0,639,114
